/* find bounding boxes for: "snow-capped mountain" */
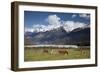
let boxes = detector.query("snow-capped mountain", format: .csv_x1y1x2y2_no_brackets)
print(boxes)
24,26,90,46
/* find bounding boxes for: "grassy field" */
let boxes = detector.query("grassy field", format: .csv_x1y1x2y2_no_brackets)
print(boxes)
24,47,90,61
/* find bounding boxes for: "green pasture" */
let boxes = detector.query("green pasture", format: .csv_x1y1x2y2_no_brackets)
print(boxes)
24,47,90,61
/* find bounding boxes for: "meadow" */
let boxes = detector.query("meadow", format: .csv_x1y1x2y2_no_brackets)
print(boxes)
24,47,90,61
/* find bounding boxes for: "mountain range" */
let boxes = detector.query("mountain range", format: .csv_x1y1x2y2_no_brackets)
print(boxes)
24,26,90,46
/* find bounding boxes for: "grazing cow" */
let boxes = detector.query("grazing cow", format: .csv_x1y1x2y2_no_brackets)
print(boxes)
58,50,68,55
50,49,59,55
43,49,49,53
80,48,86,55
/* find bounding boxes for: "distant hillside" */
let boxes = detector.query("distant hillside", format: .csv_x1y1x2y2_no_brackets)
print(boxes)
24,26,90,46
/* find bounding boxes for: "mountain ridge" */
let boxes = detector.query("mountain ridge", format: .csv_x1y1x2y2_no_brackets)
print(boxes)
24,26,90,45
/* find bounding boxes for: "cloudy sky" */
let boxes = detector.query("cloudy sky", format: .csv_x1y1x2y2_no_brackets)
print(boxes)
24,11,90,32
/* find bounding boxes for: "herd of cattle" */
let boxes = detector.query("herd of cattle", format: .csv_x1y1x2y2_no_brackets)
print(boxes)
42,47,87,55
25,46,89,55
43,49,69,55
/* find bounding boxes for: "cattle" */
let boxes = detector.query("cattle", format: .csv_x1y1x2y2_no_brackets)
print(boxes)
43,49,49,53
79,48,86,55
58,50,68,55
43,49,69,55
50,49,59,55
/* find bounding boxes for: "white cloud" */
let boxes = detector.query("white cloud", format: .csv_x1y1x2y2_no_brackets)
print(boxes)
24,27,33,32
79,14,90,19
46,14,61,25
25,25,46,32
32,24,46,32
72,14,77,18
25,14,88,32
63,21,87,32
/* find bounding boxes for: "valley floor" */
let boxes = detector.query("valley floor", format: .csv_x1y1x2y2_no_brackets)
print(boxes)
24,47,90,61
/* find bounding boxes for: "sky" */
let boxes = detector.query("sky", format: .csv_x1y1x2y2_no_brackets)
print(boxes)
24,11,90,32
